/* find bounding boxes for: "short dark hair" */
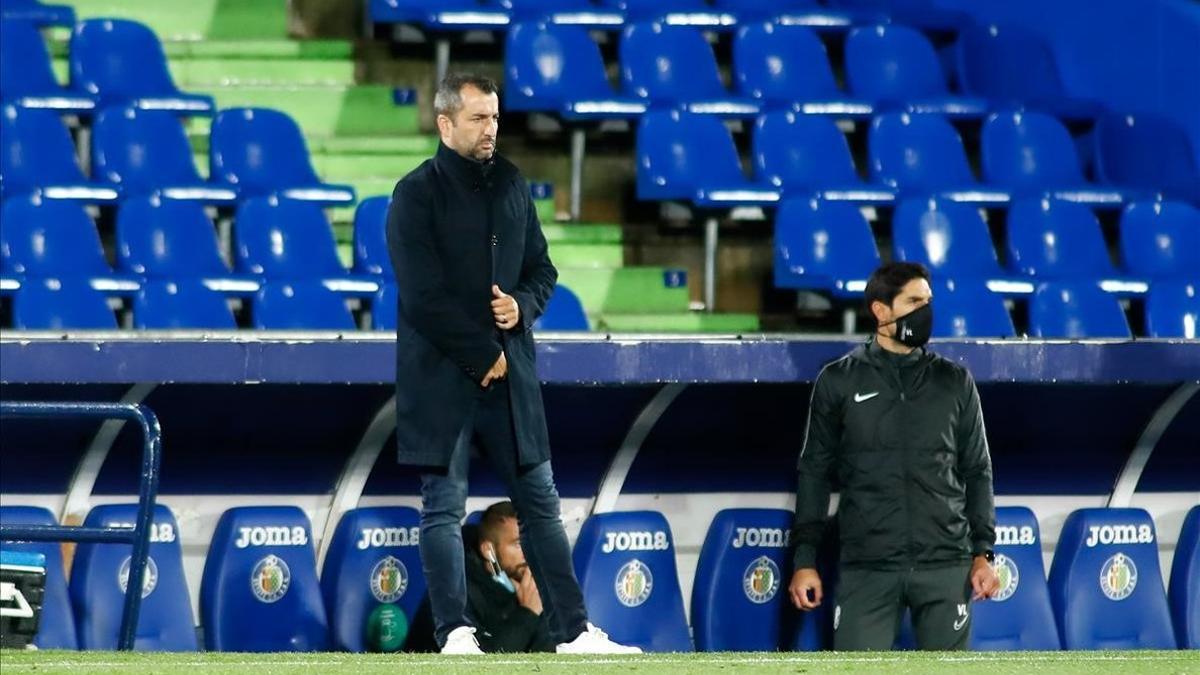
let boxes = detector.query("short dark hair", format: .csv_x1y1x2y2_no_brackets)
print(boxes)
434,73,499,119
479,500,518,547
864,262,931,322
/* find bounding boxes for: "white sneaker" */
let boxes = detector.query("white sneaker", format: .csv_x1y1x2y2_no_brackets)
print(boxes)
556,623,643,654
441,625,484,654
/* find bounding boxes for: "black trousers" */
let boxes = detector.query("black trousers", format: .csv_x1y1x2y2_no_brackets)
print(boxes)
833,564,974,651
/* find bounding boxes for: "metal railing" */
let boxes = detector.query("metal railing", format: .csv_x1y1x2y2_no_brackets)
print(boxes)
0,401,162,651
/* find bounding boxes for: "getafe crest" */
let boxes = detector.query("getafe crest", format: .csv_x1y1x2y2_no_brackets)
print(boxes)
250,554,291,603
614,559,653,607
1099,553,1137,601
369,556,408,604
117,556,159,599
991,553,1020,602
742,556,780,604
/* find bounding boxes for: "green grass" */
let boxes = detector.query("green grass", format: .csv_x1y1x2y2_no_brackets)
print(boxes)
1,650,1195,674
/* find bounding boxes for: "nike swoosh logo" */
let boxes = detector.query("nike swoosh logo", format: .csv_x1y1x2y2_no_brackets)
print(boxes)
853,392,879,403
953,615,969,632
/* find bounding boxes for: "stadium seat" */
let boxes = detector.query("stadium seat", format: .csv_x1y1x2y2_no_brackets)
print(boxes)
0,506,78,649
11,278,117,329
955,24,1101,120
352,196,394,278
0,20,96,114
210,108,355,206
114,197,250,287
1029,282,1131,339
368,0,510,30
1093,112,1200,202
200,506,329,652
1006,199,1134,289
133,280,237,330
970,506,1060,650
845,25,987,118
981,111,1132,206
70,19,214,114
691,508,793,651
320,507,426,652
505,22,645,121
0,104,119,204
636,109,779,207
753,111,893,204
827,0,967,30
619,0,732,27
773,197,880,296
0,196,137,292
1119,201,1200,280
1145,282,1199,339
507,0,624,28
533,284,589,330
713,0,853,28
930,279,1015,338
733,23,871,116
891,198,1008,283
621,23,759,116
70,504,197,651
372,284,398,331
1047,508,1175,649
0,0,73,27
1169,505,1200,649
253,281,357,331
868,112,1009,205
572,511,692,652
92,107,237,205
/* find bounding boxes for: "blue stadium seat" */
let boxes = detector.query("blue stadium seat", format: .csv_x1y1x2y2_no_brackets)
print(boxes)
572,511,692,652
352,196,393,278
827,0,967,30
505,22,645,121
619,0,731,28
11,278,117,329
970,506,1060,650
892,198,1007,282
734,23,870,117
1006,199,1127,285
0,506,78,649
929,279,1015,338
210,108,355,206
533,284,589,330
621,23,759,116
0,104,119,204
235,197,363,289
869,112,1008,205
253,281,357,331
845,25,987,118
754,112,893,204
1169,505,1200,649
369,0,510,30
773,197,879,296
200,506,329,651
1145,282,1199,339
70,19,213,114
1119,201,1200,280
372,283,398,331
1093,112,1200,202
982,111,1132,207
636,109,779,207
955,24,1101,121
320,507,426,652
92,107,237,205
133,280,237,330
691,508,793,652
1047,508,1175,649
507,0,623,29
0,20,96,114
70,504,197,650
115,197,244,284
713,0,853,28
1029,282,1131,339
0,0,73,26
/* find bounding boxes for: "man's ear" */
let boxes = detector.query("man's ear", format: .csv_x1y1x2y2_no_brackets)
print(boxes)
870,300,889,326
436,114,453,139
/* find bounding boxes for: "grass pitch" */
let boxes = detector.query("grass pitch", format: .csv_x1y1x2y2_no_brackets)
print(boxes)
1,650,1196,674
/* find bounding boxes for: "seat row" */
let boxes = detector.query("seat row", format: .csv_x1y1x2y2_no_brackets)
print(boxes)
3,503,1196,652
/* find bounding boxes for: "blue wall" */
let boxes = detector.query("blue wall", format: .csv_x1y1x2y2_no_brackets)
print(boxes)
938,0,1200,164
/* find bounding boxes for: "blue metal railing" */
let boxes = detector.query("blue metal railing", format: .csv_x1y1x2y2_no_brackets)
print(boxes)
0,401,163,651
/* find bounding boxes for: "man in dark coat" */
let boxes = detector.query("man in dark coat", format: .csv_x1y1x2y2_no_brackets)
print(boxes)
385,73,638,655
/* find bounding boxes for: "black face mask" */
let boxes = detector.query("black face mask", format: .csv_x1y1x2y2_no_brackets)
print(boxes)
879,303,933,348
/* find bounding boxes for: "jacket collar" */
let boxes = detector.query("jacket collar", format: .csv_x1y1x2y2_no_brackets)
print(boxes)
852,336,928,368
434,141,497,190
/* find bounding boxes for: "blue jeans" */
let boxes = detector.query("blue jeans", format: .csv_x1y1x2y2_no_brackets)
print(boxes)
418,381,589,648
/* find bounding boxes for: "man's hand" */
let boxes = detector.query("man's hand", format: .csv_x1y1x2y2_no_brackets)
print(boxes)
971,555,1000,600
481,352,507,387
492,285,520,331
514,567,542,615
789,568,823,610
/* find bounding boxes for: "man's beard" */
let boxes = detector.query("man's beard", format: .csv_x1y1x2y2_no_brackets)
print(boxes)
472,138,496,160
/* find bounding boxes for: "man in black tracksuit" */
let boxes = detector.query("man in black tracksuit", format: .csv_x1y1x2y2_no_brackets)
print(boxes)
788,262,1000,650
